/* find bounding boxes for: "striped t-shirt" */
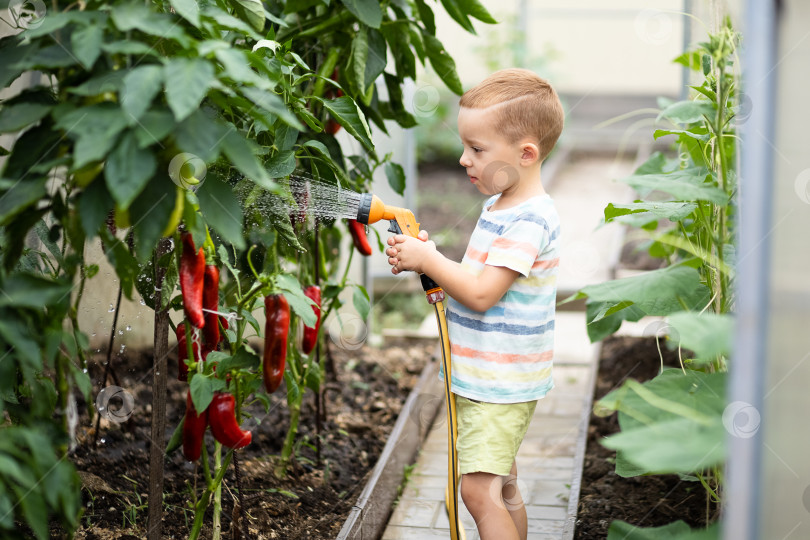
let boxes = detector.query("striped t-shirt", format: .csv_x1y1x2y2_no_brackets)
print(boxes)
440,193,560,403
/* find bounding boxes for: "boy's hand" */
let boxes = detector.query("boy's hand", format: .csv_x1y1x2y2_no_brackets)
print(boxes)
386,231,434,275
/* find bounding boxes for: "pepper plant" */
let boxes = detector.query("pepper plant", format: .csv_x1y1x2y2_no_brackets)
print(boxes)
565,16,740,536
0,0,495,536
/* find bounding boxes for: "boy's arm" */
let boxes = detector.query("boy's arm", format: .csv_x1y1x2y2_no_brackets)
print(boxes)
386,234,519,312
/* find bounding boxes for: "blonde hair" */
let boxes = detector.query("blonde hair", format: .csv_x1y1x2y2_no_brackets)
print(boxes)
459,68,564,161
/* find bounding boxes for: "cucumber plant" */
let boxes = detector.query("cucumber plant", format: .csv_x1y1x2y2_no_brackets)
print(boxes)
567,15,741,537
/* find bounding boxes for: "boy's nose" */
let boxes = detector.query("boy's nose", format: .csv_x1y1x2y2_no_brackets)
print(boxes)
459,151,470,167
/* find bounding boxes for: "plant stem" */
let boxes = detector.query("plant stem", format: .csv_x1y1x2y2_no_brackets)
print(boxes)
70,262,92,421
55,354,69,457
213,443,222,539
713,50,730,316
188,449,233,540
93,281,123,446
202,441,212,485
275,401,301,478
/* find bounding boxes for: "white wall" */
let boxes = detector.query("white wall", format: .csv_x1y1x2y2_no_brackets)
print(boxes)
427,0,687,95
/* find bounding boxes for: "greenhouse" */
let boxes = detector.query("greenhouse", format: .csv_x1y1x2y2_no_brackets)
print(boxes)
0,0,806,539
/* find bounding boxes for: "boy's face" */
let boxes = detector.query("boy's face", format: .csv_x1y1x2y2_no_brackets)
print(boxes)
457,106,524,197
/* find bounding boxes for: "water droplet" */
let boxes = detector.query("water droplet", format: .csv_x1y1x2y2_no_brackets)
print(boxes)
126,325,132,331
108,304,115,312
139,298,146,306
100,438,106,444
118,330,123,335
83,368,88,373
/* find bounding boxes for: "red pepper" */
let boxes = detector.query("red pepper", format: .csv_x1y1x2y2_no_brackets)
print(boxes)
263,294,290,393
182,389,208,461
208,392,252,449
325,118,341,135
348,219,372,256
180,232,206,328
301,285,322,355
176,323,199,382
202,265,220,348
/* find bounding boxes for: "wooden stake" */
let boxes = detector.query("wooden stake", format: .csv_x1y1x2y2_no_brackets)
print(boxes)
147,238,171,539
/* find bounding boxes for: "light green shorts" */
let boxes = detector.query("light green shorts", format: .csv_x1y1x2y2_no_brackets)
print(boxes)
455,395,538,476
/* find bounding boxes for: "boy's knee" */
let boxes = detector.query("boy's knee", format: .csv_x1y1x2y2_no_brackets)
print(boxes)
460,474,479,508
461,472,502,513
501,473,524,509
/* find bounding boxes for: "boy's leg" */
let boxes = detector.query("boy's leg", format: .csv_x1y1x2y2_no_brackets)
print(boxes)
461,472,519,540
502,460,528,540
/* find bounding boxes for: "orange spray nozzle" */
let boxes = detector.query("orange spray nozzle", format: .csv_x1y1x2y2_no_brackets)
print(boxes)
356,193,420,238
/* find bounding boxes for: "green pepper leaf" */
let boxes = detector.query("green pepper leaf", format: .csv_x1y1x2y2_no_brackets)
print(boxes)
422,33,463,95
169,0,200,27
130,174,175,261
317,96,374,153
71,23,103,69
266,151,296,178
385,161,406,196
304,360,322,392
0,273,71,309
216,346,261,373
276,274,318,327
190,373,226,414
232,0,264,31
221,131,277,192
196,173,245,250
0,177,48,226
121,65,164,122
104,131,157,209
346,26,368,95
164,58,215,122
0,102,52,133
352,285,370,320
339,0,382,28
77,178,113,238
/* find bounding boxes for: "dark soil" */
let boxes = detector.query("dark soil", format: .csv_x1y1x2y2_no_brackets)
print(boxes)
66,338,434,539
574,336,717,539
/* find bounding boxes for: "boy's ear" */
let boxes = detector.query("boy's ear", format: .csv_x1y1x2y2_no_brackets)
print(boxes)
520,142,540,164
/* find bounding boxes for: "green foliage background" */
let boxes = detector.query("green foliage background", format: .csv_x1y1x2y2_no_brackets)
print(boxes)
0,0,496,535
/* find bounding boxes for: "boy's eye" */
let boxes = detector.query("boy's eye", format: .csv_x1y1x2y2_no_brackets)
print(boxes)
472,147,482,153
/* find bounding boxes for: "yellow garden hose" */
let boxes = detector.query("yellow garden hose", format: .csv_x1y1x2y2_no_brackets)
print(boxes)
354,193,465,540
433,299,466,540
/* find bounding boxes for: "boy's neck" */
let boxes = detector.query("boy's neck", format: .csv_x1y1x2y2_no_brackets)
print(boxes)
491,166,546,210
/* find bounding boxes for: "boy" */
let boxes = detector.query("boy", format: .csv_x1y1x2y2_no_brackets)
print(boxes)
385,68,564,540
